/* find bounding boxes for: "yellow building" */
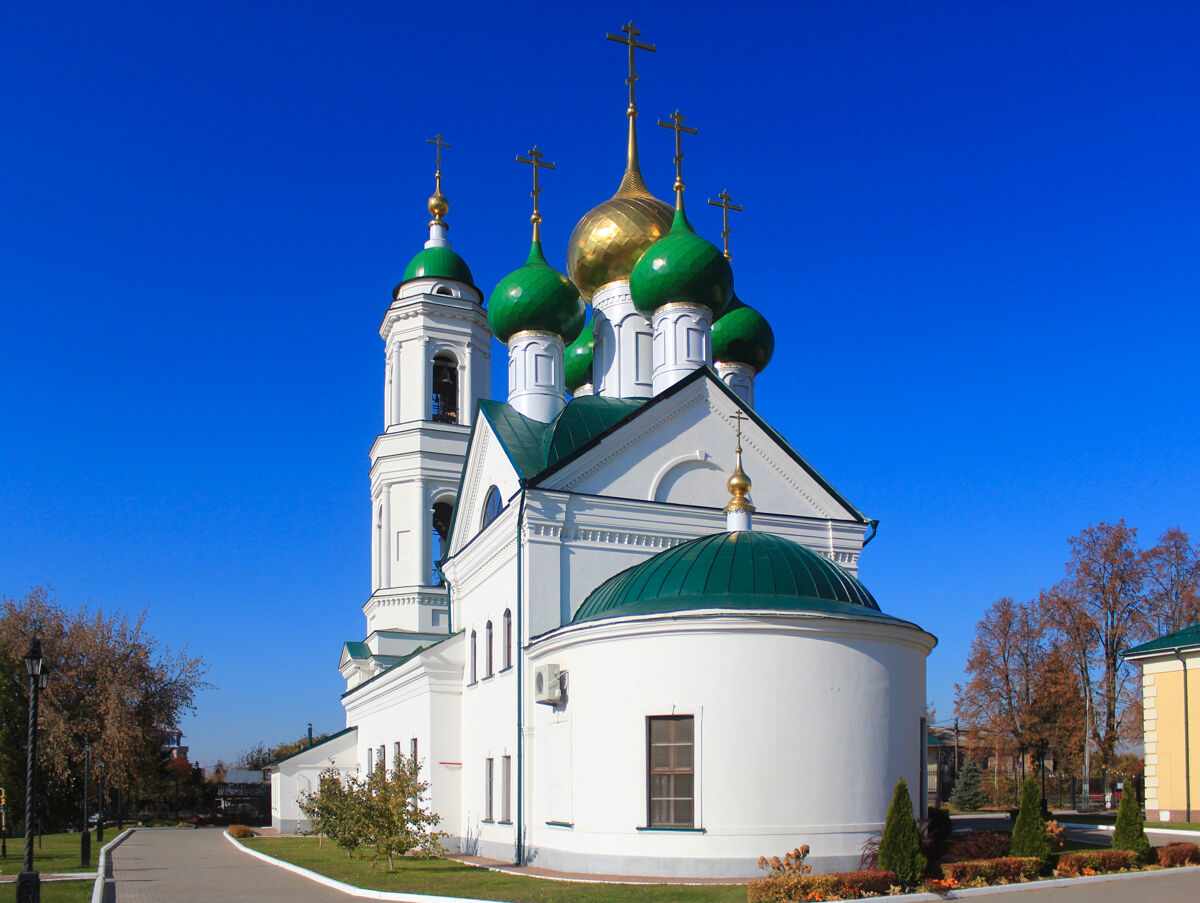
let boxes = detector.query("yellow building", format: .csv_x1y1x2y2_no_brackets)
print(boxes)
1124,624,1200,823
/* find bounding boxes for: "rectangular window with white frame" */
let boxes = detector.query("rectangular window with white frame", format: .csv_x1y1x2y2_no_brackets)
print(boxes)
502,755,512,823
485,757,494,821
647,715,694,827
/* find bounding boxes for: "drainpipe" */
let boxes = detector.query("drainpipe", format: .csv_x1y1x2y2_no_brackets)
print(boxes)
515,491,527,865
1175,650,1191,822
861,519,880,547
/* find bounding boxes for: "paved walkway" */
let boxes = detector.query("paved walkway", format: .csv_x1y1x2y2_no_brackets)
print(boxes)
108,828,348,902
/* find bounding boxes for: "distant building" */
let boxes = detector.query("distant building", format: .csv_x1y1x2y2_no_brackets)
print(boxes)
161,729,189,763
218,768,268,823
1124,623,1200,823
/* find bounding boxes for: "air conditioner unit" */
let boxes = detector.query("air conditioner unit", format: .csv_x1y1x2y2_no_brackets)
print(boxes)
534,664,564,705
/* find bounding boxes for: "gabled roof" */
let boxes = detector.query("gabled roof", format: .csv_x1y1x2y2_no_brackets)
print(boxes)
1123,622,1200,660
267,726,356,768
342,641,370,660
340,631,460,700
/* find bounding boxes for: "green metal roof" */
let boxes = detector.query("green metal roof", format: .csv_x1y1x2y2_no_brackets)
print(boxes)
573,531,890,624
565,320,595,393
342,641,370,660
629,208,732,317
713,295,775,374
1123,622,1200,659
488,241,585,344
401,246,474,286
478,395,647,480
267,725,356,768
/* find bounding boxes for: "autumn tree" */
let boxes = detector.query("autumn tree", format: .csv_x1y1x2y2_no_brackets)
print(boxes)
1143,527,1200,636
1040,521,1149,774
362,756,445,870
0,587,210,828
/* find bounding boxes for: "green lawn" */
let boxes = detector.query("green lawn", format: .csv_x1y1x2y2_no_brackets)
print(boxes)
0,833,99,876
0,879,93,903
241,837,748,902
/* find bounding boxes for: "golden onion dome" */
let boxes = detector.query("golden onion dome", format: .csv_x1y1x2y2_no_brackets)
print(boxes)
567,118,673,301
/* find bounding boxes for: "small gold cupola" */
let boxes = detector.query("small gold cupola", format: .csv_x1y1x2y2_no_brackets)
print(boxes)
724,411,755,532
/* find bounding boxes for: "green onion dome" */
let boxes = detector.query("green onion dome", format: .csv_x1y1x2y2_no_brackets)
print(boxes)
488,241,586,344
401,246,474,286
712,294,775,374
564,320,595,393
629,209,733,318
574,531,890,624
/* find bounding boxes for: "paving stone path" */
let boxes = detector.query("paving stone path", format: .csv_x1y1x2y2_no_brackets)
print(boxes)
108,828,348,902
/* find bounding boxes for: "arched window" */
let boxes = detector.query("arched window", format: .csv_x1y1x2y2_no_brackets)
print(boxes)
431,353,458,423
486,620,494,677
470,629,477,684
481,485,502,529
431,498,454,586
503,609,512,670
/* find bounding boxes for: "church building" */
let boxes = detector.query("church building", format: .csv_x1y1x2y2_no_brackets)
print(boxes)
269,26,936,878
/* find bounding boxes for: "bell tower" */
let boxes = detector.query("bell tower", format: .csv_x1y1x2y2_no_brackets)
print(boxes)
364,137,491,643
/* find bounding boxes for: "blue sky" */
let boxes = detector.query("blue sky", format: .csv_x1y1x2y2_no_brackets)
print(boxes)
2,1,1197,766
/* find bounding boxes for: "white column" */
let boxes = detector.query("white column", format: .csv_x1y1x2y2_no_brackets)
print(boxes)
414,479,429,587
507,331,566,423
420,338,432,422
592,281,653,399
380,492,392,589
716,361,755,408
462,350,473,427
388,343,403,427
651,302,712,395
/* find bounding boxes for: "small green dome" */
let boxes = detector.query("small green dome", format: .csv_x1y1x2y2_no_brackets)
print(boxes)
574,531,887,624
565,321,595,393
712,295,775,374
488,241,586,344
629,209,733,318
402,246,474,286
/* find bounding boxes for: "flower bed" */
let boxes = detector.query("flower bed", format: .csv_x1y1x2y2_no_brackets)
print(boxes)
747,870,897,902
941,856,1041,883
1056,849,1140,876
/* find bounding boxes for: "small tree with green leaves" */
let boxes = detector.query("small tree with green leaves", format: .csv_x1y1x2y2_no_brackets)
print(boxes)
299,766,367,858
1009,777,1050,863
878,777,927,888
362,756,445,871
949,757,988,812
1111,783,1150,862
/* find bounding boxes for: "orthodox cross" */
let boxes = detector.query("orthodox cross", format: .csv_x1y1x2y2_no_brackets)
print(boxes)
731,410,747,455
707,189,743,260
426,133,451,217
515,145,555,242
658,109,698,203
606,21,656,115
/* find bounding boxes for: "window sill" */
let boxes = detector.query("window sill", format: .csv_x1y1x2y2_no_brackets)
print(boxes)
481,674,494,682
499,666,513,674
480,819,494,824
545,820,573,828
636,825,705,833
497,820,513,825
467,681,478,687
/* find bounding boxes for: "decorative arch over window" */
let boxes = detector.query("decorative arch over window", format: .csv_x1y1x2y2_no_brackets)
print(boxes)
485,620,494,677
481,485,502,530
432,353,458,424
503,608,512,670
434,284,455,297
431,497,455,586
470,629,478,684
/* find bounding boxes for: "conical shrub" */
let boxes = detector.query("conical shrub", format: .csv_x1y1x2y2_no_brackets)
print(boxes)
1010,777,1050,863
1111,783,1151,862
878,777,927,888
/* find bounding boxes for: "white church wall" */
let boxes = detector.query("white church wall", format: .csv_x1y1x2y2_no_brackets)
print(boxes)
542,376,861,525
268,728,357,834
524,612,933,877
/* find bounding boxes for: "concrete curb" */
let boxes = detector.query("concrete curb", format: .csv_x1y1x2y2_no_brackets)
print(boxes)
92,828,135,903
1060,821,1200,838
225,831,514,903
884,863,1200,901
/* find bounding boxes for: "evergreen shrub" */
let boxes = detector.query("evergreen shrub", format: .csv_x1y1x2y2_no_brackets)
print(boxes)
1110,785,1151,862
1009,777,1050,863
877,777,927,887
948,757,988,811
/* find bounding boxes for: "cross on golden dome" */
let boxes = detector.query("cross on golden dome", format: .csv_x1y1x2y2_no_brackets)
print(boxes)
516,145,556,242
426,134,451,222
658,110,698,210
725,411,755,516
707,189,743,260
606,21,656,118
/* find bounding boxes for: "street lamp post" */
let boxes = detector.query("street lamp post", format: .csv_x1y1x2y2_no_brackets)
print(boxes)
96,759,104,844
19,637,48,903
81,743,91,867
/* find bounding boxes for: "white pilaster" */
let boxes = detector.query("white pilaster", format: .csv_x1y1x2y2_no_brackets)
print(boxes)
651,302,712,394
592,281,653,399
507,331,566,423
716,361,755,408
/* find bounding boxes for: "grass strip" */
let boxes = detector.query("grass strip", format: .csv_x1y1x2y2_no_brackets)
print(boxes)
241,836,747,902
